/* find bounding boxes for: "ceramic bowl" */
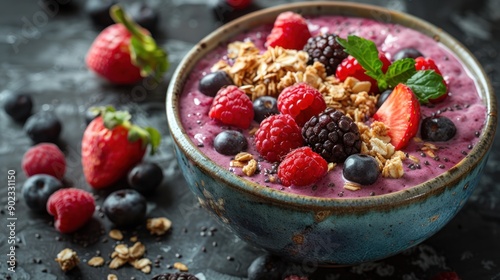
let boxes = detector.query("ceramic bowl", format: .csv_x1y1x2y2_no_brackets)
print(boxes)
166,2,497,265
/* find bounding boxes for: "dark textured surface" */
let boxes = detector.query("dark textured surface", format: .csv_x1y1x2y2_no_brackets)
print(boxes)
1,0,499,279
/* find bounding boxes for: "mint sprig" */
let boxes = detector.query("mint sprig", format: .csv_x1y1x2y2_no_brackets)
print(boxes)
336,35,446,103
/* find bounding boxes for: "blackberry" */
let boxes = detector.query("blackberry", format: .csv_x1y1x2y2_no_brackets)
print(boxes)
303,34,348,76
152,273,199,280
302,108,361,163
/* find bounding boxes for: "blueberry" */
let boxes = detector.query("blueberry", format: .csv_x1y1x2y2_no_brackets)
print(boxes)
213,130,248,155
127,162,164,194
377,89,393,108
247,254,285,280
421,116,457,142
103,189,147,228
22,174,64,212
85,0,117,28
392,47,423,61
343,154,379,185
128,3,159,35
198,71,234,97
3,91,33,122
253,96,279,123
24,110,62,144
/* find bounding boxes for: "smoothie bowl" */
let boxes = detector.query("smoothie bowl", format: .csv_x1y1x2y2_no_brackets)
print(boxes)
166,2,497,265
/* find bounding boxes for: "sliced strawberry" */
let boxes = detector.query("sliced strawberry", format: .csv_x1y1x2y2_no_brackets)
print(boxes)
336,53,391,94
415,56,448,103
265,11,311,50
373,83,420,150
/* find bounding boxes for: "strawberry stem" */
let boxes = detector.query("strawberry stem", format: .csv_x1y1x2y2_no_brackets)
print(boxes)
110,5,169,82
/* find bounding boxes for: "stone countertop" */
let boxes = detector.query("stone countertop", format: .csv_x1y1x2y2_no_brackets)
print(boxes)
0,0,499,279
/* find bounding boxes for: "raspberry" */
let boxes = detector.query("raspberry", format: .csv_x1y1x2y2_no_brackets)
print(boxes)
266,11,311,50
277,82,326,127
254,114,303,163
277,147,328,187
22,143,66,180
415,56,448,103
335,53,391,93
209,85,254,129
415,56,442,75
303,34,348,76
47,188,95,233
302,108,361,163
152,273,199,280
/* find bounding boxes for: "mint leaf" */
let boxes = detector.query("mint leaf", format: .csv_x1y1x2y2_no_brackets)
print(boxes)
336,35,386,88
406,70,447,103
385,58,417,88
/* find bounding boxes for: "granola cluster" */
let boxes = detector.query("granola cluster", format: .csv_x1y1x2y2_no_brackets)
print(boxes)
109,241,152,274
55,248,79,272
212,40,407,187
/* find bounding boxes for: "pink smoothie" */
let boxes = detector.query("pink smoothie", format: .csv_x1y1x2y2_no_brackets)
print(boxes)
179,15,487,198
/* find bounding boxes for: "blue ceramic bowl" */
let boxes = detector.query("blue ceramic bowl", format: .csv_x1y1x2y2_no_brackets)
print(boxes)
166,2,497,265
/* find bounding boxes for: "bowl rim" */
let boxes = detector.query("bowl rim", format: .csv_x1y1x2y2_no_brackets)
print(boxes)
166,1,497,212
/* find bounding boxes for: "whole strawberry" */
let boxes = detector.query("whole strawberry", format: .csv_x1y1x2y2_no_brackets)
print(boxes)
47,188,95,233
86,5,168,84
81,106,160,189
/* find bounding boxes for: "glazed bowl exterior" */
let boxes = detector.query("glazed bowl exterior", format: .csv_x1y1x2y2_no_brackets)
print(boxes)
166,2,497,265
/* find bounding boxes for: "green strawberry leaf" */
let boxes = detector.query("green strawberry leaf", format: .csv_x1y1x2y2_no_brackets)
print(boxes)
102,110,131,129
111,5,169,82
145,126,161,155
406,70,447,103
385,58,417,88
336,35,387,89
92,105,162,154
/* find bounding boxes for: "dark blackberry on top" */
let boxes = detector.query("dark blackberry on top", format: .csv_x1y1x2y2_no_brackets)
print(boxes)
303,34,348,76
302,108,361,163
